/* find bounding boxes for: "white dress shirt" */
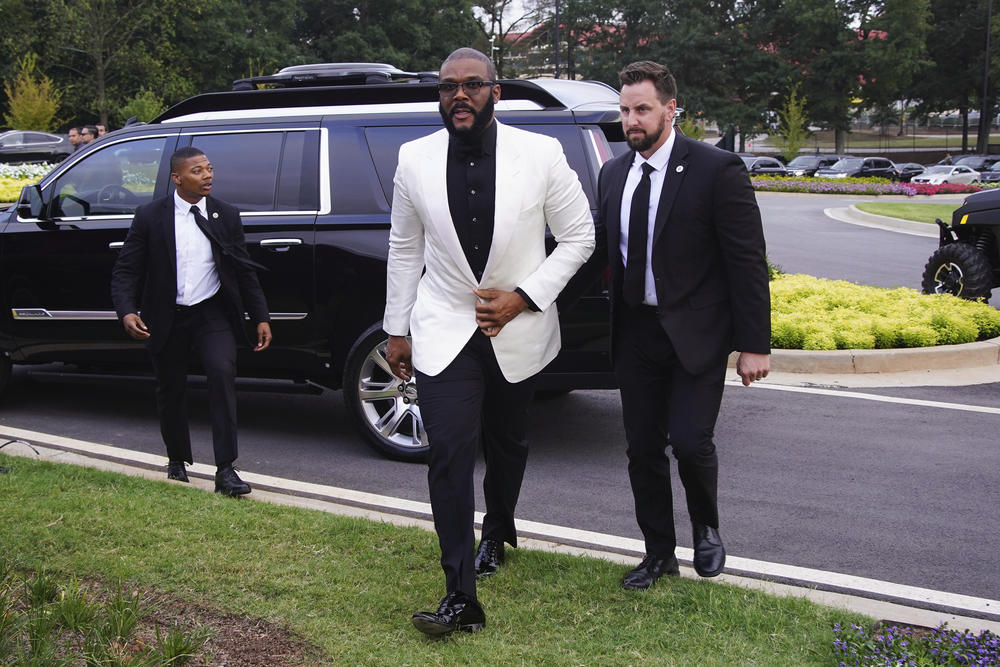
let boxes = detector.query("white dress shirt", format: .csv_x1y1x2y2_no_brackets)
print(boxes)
619,129,677,306
173,191,220,306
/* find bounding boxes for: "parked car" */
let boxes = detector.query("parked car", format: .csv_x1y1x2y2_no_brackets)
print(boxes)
784,154,849,177
922,188,1000,301
979,164,1000,184
815,156,899,180
953,154,1000,172
739,154,788,176
894,162,926,183
3,63,621,462
0,130,72,163
910,165,980,185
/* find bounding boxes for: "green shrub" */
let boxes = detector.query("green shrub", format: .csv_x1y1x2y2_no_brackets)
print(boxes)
770,274,1000,349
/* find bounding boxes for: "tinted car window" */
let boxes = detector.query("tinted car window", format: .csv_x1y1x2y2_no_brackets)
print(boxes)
365,125,438,204
275,131,320,211
190,131,319,212
51,137,169,217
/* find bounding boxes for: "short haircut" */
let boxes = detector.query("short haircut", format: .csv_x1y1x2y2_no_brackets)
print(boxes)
170,146,206,173
618,61,677,103
82,125,97,136
441,47,497,81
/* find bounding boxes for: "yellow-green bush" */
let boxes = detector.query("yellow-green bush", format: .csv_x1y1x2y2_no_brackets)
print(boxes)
771,274,1000,349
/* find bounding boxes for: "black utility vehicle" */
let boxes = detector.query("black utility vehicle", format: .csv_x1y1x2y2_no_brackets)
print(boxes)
922,189,1000,301
815,156,898,180
784,154,848,177
2,63,623,462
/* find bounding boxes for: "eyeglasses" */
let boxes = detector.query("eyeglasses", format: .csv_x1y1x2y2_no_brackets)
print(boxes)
437,80,496,96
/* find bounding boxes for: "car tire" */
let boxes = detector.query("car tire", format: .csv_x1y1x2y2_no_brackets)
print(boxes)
342,323,428,462
921,243,994,301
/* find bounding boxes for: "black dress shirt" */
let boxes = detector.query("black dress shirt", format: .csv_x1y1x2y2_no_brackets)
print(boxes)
445,122,539,311
446,122,497,282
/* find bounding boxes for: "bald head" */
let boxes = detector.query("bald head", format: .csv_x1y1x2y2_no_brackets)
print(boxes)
441,47,496,81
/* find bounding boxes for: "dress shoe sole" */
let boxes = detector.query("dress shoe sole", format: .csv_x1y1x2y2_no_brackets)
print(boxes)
166,474,189,483
621,570,679,591
411,617,485,635
214,486,251,497
475,568,499,580
694,556,725,578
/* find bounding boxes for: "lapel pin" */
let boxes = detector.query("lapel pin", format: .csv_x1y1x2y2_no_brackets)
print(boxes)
212,212,219,219
676,165,685,173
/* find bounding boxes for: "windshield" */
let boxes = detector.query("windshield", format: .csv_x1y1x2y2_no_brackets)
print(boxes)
828,158,862,170
954,156,985,168
924,166,952,174
740,156,755,168
786,156,818,168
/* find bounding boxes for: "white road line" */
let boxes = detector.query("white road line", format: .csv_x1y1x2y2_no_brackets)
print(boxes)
727,380,1000,415
3,424,997,621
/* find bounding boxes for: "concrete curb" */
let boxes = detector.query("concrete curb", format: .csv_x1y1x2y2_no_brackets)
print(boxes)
824,206,938,237
729,336,1000,375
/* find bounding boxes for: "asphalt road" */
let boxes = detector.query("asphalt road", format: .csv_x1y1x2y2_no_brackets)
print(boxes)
2,192,998,603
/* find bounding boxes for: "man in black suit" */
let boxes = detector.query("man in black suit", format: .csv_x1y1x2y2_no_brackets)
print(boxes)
595,61,771,589
111,146,271,495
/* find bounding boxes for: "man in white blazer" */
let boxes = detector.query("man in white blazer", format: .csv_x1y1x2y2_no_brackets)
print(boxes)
384,47,595,635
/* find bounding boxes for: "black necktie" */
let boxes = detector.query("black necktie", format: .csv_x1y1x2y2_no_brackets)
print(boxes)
189,205,267,272
624,163,654,307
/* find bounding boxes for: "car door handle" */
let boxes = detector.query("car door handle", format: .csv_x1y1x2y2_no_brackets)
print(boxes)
259,238,302,252
109,241,124,249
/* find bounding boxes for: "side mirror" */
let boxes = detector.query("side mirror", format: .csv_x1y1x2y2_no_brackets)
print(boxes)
16,184,45,219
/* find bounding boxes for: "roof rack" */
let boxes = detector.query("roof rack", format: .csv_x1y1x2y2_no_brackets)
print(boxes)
231,62,439,91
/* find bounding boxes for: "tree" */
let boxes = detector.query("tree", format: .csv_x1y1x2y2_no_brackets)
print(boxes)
3,53,61,131
772,84,810,161
51,0,171,126
297,0,482,73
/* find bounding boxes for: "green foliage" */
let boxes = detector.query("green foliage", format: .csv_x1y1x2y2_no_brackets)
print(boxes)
0,561,210,665
117,89,166,125
854,202,957,224
772,84,811,162
677,116,706,141
771,274,1000,350
154,624,212,665
2,53,62,131
0,454,868,665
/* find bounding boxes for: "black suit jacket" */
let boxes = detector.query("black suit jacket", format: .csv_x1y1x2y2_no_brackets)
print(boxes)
596,133,770,374
111,195,270,354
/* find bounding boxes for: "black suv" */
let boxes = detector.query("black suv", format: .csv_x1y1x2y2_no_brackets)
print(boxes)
814,156,898,180
784,154,849,177
2,64,620,462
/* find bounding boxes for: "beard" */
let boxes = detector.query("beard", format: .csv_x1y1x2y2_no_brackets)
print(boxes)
440,95,496,140
626,110,668,153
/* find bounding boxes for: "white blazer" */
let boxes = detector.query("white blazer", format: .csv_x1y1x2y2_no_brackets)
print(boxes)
384,122,595,383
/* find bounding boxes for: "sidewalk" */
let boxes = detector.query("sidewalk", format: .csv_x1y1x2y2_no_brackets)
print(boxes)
2,425,998,635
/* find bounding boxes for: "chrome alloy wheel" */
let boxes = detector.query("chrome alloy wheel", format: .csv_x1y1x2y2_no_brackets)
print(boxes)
356,338,427,453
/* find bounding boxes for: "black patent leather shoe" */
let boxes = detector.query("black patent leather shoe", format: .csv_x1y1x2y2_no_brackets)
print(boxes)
411,592,485,636
214,466,251,496
166,461,189,483
692,523,726,577
621,554,680,590
474,539,505,579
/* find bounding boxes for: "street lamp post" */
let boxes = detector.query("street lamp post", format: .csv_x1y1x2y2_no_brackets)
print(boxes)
977,0,994,154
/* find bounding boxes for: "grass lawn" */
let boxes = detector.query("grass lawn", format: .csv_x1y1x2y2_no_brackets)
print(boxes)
854,201,959,224
0,453,863,665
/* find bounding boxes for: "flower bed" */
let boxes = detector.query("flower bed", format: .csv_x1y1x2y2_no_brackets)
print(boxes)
832,622,999,666
752,175,983,196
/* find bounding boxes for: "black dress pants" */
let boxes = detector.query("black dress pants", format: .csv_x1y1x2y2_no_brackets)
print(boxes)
613,305,727,558
415,330,536,598
150,294,239,467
